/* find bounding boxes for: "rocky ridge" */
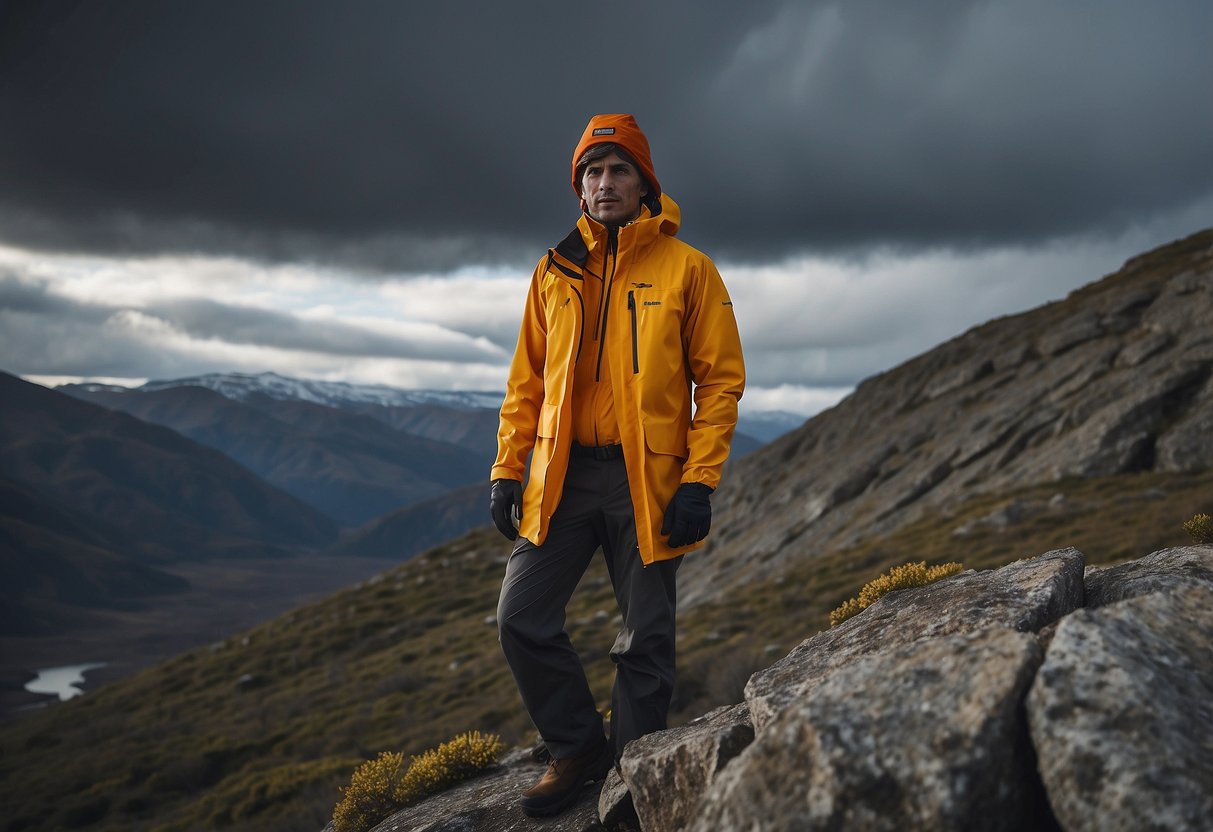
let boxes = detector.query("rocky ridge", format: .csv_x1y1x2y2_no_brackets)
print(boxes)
681,229,1213,607
329,543,1213,831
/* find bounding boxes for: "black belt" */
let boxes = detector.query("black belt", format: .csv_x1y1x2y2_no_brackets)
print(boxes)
570,442,624,460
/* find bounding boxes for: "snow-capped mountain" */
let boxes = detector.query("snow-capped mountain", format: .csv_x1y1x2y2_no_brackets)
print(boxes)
72,371,803,439
76,371,506,411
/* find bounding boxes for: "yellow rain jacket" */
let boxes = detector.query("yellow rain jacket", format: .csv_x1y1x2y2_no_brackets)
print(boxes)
492,194,745,564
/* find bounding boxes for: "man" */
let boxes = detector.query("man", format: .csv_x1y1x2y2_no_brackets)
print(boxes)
490,113,745,817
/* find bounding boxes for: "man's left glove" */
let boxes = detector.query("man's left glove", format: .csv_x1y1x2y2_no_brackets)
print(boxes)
490,478,523,541
661,483,714,548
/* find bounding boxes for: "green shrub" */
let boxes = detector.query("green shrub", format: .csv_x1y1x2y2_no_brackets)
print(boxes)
331,731,504,832
1183,512,1212,544
830,561,964,626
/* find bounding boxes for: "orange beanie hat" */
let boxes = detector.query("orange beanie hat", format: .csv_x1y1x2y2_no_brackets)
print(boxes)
571,114,661,199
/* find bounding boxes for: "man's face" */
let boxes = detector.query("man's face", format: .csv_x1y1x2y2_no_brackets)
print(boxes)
580,150,647,226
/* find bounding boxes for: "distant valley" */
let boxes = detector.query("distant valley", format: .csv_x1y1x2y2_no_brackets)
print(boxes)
1,368,785,713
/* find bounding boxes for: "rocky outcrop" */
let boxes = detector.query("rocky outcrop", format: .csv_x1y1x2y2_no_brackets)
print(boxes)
744,547,1083,730
1027,585,1213,832
1083,544,1213,608
351,545,1212,832
693,630,1047,832
679,545,1210,832
609,703,753,832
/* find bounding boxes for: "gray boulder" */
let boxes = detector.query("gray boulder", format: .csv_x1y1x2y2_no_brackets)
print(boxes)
693,629,1048,831
596,767,636,830
1027,585,1213,832
615,703,753,832
1084,545,1213,608
745,547,1084,730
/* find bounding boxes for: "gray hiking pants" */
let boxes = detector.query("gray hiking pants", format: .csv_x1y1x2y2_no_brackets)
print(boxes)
497,451,681,761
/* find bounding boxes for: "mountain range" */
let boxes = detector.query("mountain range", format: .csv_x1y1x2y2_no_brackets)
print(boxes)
0,362,772,642
61,382,487,528
58,370,767,552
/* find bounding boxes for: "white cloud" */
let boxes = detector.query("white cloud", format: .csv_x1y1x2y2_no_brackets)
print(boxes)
305,358,507,392
740,384,852,418
3,211,1207,403
0,245,517,386
723,211,1210,389
376,271,531,349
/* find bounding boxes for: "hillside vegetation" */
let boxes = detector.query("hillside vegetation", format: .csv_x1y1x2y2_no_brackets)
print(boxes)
1,466,1207,831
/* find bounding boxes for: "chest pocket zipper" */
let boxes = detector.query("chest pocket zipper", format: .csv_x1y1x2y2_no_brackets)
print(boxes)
570,288,585,363
627,291,639,374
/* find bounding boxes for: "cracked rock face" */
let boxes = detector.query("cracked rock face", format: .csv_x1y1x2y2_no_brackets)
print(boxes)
682,231,1213,610
1027,585,1213,832
596,767,636,830
1083,545,1213,609
693,629,1047,832
744,547,1084,730
615,702,754,832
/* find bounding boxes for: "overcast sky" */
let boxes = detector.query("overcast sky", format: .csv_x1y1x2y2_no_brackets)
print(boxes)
2,1,1210,417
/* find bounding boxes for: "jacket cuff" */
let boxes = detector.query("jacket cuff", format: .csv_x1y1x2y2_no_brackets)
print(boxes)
681,471,720,490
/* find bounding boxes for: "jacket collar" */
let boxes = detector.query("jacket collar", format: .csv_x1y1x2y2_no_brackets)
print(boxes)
574,193,681,259
546,194,681,282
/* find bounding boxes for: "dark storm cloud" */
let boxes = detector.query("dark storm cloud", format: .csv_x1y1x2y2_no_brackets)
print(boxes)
0,272,87,317
0,207,536,274
0,272,167,376
1,0,1210,271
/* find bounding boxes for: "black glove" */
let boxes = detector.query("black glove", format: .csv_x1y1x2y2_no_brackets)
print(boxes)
490,478,523,541
661,483,713,548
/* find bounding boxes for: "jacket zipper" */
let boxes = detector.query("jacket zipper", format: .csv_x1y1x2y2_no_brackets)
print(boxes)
592,272,605,342
595,227,618,382
627,291,638,374
570,286,585,364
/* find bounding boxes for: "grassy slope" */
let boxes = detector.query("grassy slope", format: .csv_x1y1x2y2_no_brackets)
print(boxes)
1,470,1209,832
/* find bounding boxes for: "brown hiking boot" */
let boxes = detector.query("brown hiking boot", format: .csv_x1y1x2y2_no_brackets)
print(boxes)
519,739,614,817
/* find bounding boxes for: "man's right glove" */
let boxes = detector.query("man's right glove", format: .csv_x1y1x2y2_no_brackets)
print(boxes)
490,478,523,541
661,482,714,548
